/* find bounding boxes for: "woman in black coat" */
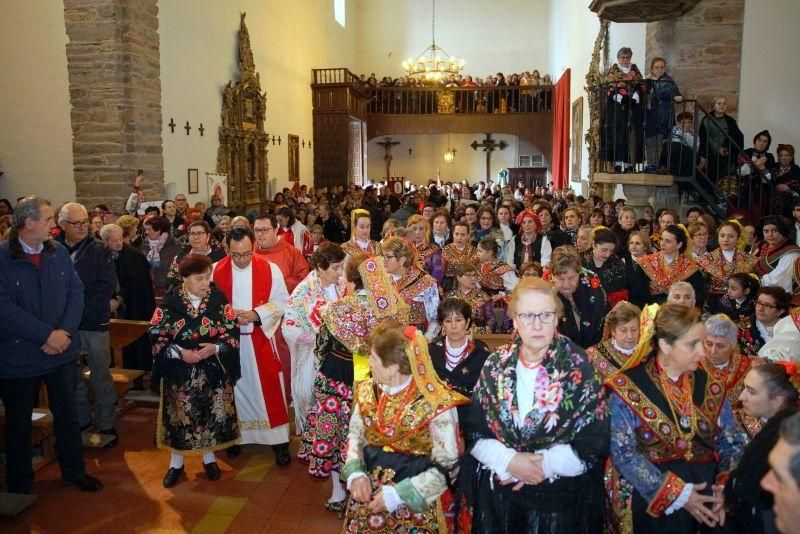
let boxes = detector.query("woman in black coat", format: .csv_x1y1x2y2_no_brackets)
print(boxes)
698,96,744,185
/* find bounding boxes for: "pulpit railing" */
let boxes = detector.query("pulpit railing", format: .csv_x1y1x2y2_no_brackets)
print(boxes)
591,79,776,219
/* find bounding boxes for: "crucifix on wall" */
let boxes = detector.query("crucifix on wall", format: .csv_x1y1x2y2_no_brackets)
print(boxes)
471,133,508,183
376,137,401,178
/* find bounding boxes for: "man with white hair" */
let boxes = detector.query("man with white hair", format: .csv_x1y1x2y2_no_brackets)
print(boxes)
55,202,118,444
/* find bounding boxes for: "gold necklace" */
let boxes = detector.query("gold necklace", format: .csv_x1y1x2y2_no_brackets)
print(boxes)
657,363,697,460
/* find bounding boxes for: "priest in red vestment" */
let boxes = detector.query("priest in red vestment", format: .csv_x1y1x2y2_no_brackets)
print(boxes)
253,213,310,404
212,227,291,465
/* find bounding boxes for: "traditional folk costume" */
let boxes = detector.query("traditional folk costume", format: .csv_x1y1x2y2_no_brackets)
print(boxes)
445,287,498,335
342,238,379,259
759,307,800,363
755,240,800,301
702,351,762,438
299,257,409,480
737,313,772,356
608,311,746,533
149,286,240,454
342,328,468,533
476,258,518,296
587,339,636,384
698,248,757,312
582,250,629,307
462,335,609,533
429,336,491,420
508,210,552,270
441,242,476,291
714,293,755,322
548,268,609,349
415,241,445,284
637,252,706,309
282,269,344,432
392,265,441,341
602,63,644,165
212,255,290,446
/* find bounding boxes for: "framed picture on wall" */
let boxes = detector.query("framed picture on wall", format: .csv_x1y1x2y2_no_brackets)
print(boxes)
187,168,199,194
288,134,300,181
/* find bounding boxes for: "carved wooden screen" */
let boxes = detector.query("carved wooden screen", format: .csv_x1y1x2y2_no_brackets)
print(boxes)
348,120,364,186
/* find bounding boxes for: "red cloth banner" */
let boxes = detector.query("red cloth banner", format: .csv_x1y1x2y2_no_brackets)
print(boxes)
551,69,571,189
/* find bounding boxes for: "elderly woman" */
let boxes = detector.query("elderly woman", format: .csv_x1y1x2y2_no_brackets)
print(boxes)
282,242,345,432
343,321,467,532
667,281,697,309
587,301,642,383
698,221,758,313
140,216,180,298
166,221,227,288
149,254,240,487
298,254,408,512
462,277,609,532
431,209,452,248
698,96,744,185
771,144,800,217
602,46,644,168
702,314,759,437
638,225,705,308
508,209,552,270
116,214,142,247
382,236,440,341
687,222,709,259
407,214,444,284
549,246,609,348
608,304,746,531
754,215,800,294
725,363,799,533
229,215,250,231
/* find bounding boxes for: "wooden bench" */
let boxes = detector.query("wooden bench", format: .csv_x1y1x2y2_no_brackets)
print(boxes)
475,333,512,353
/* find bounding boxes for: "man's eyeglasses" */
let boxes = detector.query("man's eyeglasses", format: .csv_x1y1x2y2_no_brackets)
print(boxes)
254,227,274,234
65,219,89,229
515,311,557,326
230,251,253,260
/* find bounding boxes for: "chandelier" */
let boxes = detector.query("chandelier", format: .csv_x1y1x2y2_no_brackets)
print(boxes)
402,0,465,81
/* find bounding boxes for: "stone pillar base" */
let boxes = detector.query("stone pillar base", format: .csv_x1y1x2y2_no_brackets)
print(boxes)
622,184,655,219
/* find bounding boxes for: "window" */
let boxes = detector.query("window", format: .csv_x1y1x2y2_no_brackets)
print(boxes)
334,0,345,27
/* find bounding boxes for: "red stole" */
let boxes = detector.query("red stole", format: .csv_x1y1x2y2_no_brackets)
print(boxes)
213,255,289,427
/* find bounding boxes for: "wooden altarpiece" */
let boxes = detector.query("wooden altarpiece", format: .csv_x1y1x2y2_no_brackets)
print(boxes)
216,13,269,214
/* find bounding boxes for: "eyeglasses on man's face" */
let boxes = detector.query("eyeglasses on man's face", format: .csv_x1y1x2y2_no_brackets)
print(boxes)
230,251,253,260
254,227,274,234
65,219,89,229
755,300,778,310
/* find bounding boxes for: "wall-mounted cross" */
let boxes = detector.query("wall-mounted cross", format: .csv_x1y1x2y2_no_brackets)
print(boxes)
470,133,508,183
168,118,176,133
198,123,205,136
271,135,276,145
184,121,191,135
277,136,282,146
301,140,305,148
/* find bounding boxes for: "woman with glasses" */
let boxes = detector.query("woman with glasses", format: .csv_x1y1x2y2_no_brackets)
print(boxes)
462,276,609,532
548,246,609,349
165,220,226,290
637,225,706,309
382,236,440,341
737,286,792,356
687,222,710,259
698,220,758,314
445,263,497,335
608,304,746,532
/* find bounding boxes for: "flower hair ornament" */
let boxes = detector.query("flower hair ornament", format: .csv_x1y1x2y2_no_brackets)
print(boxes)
619,303,660,372
775,360,800,393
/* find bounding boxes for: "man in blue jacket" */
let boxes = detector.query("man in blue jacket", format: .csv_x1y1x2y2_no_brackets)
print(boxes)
55,202,118,444
0,197,102,493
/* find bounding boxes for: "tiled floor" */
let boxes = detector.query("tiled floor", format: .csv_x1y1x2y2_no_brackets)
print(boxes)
0,405,342,533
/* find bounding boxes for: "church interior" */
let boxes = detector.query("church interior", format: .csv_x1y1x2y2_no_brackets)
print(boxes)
1,0,800,532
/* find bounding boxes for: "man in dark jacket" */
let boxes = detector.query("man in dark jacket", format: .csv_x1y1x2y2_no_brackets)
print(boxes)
100,223,156,374
0,197,102,493
56,202,118,444
361,186,384,241
315,203,345,243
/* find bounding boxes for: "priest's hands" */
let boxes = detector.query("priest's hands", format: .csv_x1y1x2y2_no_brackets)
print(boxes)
351,476,372,503
42,329,71,355
502,452,545,490
236,309,259,325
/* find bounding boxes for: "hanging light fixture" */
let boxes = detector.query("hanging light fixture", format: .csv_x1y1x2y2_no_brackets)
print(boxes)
402,0,465,81
443,133,456,164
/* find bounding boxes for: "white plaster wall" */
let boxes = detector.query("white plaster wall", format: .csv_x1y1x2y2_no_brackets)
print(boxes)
548,1,645,191
738,0,800,146
0,1,75,205
159,0,357,204
366,133,544,185
354,0,551,81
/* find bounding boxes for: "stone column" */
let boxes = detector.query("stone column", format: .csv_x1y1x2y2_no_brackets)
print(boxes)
63,0,164,213
646,0,744,114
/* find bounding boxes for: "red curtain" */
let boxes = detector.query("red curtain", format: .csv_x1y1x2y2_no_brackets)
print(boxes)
551,69,571,189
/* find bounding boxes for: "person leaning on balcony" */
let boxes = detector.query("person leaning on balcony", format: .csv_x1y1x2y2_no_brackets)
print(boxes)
644,57,683,170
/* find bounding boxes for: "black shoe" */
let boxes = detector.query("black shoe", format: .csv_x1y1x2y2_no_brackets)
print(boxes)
272,444,291,467
67,474,103,492
163,467,184,488
204,462,221,481
99,428,119,448
226,445,241,459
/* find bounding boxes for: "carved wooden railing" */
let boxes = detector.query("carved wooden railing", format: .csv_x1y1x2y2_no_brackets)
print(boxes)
363,85,554,115
312,68,364,90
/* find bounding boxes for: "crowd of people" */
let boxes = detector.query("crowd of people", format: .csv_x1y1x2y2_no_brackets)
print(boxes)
6,168,800,533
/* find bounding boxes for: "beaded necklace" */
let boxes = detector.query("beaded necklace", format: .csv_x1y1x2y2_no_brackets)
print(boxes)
445,337,474,369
